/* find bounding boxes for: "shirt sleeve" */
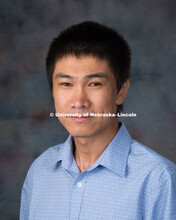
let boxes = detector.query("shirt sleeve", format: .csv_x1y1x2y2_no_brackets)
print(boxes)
20,182,29,220
19,166,34,220
143,168,176,220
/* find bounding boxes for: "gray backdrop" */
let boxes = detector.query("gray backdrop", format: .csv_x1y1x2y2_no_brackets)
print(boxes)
0,0,176,219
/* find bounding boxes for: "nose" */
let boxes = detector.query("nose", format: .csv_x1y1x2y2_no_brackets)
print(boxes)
71,86,90,109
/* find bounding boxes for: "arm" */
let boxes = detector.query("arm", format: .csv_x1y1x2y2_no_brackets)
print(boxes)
20,182,29,220
19,165,34,220
143,168,176,220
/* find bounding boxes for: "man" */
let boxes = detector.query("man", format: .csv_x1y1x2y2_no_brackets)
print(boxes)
20,21,176,220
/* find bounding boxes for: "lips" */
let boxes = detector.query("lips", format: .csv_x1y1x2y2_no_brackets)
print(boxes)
70,116,92,122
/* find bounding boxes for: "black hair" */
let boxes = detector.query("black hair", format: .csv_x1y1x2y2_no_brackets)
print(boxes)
46,21,131,112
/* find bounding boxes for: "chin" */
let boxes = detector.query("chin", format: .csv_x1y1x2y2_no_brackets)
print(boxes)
68,129,94,138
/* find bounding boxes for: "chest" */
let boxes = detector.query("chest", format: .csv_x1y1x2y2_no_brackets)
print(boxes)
28,169,144,220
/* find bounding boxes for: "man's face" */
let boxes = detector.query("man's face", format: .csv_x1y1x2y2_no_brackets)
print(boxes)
52,55,122,138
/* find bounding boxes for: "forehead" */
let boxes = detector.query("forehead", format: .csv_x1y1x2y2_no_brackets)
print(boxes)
53,55,115,79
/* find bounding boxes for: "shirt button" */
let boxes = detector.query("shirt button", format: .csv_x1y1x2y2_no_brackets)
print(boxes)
77,182,82,187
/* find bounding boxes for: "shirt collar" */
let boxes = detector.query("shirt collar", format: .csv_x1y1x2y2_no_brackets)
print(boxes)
98,122,132,177
50,122,132,177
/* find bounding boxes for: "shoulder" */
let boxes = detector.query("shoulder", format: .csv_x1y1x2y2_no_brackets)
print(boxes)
25,143,64,179
127,140,176,218
129,139,176,185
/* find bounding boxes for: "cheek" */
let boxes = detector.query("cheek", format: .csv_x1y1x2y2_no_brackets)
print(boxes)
90,91,117,112
53,92,68,112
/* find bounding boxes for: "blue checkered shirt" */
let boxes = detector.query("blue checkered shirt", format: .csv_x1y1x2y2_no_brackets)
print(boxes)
20,122,176,220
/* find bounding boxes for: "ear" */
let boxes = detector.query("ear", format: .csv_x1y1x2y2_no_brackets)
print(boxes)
116,79,130,105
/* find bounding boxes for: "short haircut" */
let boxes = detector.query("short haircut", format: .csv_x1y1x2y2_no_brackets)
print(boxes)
46,21,131,112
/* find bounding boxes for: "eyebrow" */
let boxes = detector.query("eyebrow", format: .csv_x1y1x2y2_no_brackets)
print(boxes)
54,72,109,80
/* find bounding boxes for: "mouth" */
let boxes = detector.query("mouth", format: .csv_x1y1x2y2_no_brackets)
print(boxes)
69,116,93,122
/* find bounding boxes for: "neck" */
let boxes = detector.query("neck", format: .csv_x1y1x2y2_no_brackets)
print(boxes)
73,121,119,172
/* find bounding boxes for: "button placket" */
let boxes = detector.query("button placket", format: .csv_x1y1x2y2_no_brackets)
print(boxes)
77,181,83,188
69,172,88,219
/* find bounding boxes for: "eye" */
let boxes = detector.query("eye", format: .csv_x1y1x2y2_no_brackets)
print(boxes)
60,82,72,87
89,82,102,87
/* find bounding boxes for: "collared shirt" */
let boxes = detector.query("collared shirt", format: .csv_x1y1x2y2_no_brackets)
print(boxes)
20,122,176,220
